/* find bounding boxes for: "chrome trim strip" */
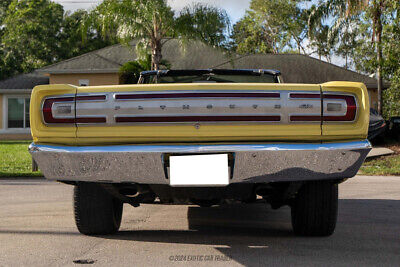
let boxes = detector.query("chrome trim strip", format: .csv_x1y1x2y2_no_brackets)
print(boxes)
30,140,371,184
29,140,371,153
74,90,322,126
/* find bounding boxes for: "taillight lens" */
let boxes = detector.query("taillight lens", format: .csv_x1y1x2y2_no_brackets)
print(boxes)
289,93,357,122
42,95,107,124
323,94,357,122
43,97,75,124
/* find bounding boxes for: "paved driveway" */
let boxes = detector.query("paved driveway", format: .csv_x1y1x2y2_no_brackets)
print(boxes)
0,176,399,266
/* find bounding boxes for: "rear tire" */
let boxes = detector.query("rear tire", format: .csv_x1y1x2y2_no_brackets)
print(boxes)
291,180,338,236
74,182,123,235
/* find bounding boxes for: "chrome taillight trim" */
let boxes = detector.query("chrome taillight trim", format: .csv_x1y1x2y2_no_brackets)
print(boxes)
42,94,108,125
289,92,322,122
288,92,358,123
42,96,75,124
322,92,357,122
44,90,327,126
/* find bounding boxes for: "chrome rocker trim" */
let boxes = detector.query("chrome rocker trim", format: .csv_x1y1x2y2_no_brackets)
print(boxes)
29,140,371,184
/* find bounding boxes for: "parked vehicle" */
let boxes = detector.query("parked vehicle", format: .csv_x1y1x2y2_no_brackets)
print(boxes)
368,108,387,141
388,116,400,140
29,69,371,236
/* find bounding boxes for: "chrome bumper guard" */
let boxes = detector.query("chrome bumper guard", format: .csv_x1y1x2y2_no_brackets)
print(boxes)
29,140,371,184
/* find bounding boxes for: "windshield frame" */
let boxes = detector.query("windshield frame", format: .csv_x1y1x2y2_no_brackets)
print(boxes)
138,69,281,84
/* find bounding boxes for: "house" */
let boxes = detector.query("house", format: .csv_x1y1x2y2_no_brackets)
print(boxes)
0,73,49,140
38,40,387,107
0,39,388,140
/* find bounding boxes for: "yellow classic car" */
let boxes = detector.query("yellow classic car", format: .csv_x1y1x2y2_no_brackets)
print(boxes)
29,69,371,236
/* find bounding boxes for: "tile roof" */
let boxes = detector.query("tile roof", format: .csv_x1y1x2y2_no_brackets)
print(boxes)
37,39,387,89
0,72,49,90
216,54,387,88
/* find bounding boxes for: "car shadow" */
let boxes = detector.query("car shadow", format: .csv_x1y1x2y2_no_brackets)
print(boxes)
0,199,398,265
102,199,400,266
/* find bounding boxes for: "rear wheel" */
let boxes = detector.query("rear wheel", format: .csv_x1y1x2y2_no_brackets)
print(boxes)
291,180,338,236
74,182,123,235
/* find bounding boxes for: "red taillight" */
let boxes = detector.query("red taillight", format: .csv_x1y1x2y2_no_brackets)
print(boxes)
75,95,107,101
290,93,321,122
115,115,281,123
323,94,357,122
289,93,357,122
42,95,107,124
115,92,280,100
290,93,320,99
43,97,75,124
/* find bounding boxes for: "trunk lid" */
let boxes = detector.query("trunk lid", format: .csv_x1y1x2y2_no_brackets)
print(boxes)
74,83,322,144
31,82,369,145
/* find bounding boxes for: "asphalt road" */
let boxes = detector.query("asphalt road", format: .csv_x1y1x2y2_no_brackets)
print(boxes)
0,176,399,266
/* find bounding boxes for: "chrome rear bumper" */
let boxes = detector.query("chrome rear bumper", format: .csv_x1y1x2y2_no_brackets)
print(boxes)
29,140,371,184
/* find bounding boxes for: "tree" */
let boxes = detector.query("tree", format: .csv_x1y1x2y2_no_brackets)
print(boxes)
0,0,13,79
335,20,361,69
59,10,115,60
86,0,230,70
308,24,334,62
230,12,274,54
119,60,151,84
0,0,12,26
1,0,64,77
308,0,397,114
230,0,309,55
383,70,400,119
0,1,118,80
175,4,230,48
119,54,170,84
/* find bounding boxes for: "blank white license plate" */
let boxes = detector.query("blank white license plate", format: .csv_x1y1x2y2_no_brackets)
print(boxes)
169,154,229,186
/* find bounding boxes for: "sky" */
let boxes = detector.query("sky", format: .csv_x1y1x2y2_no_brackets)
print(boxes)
53,0,251,24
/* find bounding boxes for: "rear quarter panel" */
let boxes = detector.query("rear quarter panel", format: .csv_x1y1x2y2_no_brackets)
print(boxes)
321,81,369,141
30,84,77,144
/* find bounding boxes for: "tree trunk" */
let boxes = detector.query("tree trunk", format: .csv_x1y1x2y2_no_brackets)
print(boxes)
151,14,162,71
375,3,383,115
151,39,162,71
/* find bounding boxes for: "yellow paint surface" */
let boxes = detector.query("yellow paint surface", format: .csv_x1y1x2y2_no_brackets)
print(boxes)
320,81,369,141
30,84,77,144
30,82,369,145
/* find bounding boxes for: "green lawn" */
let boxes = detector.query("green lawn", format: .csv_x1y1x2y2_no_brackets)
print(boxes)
0,141,43,177
359,154,400,176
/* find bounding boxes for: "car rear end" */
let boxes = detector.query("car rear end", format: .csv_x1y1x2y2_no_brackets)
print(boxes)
29,80,371,236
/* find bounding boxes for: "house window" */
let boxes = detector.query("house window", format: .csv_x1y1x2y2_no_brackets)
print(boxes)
7,97,30,129
79,79,89,86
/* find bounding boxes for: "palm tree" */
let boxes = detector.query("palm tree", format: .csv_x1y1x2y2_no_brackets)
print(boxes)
309,0,388,114
84,0,229,70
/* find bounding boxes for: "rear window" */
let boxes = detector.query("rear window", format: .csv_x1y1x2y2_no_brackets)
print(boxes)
141,73,278,84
